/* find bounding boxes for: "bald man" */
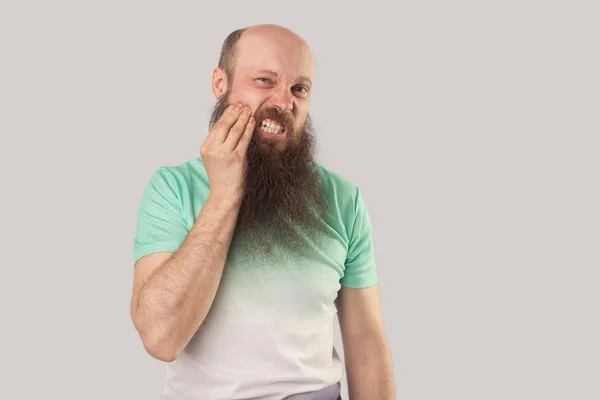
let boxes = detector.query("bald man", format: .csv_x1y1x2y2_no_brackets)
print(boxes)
130,24,396,400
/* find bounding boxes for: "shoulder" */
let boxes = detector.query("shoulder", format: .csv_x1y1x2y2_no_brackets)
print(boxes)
315,163,363,215
316,163,358,195
146,156,208,188
140,157,210,203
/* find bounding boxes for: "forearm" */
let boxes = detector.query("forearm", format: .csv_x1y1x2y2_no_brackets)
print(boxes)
133,194,241,360
345,335,396,399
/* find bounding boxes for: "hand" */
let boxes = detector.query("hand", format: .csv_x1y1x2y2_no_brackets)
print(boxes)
200,102,255,203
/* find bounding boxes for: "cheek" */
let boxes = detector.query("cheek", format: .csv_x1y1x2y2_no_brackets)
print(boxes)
295,109,309,127
228,85,264,110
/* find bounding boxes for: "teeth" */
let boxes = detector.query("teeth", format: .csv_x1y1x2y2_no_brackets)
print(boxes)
261,120,284,134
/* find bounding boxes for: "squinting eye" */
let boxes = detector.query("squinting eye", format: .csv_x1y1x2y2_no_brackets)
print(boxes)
257,77,271,83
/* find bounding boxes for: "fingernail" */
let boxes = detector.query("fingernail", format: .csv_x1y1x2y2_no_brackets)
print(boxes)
226,104,233,112
235,103,243,110
243,106,250,114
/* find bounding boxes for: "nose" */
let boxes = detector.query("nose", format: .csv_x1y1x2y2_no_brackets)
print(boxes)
270,89,293,112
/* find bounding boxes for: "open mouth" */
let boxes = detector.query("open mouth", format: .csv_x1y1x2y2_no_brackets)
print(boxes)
259,118,286,136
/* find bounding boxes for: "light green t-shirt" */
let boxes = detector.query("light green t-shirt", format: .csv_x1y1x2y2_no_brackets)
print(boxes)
133,157,378,400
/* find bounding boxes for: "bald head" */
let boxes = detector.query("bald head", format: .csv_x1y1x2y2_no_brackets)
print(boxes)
217,24,315,84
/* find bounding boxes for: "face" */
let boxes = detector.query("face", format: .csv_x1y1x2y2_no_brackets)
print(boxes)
208,30,328,262
213,30,315,152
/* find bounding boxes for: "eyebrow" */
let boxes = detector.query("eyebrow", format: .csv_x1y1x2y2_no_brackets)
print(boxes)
255,69,312,86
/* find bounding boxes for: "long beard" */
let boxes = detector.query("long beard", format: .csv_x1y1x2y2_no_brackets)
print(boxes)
208,93,329,263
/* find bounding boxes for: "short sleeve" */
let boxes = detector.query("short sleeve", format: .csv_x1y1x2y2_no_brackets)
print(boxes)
132,167,189,267
340,188,379,288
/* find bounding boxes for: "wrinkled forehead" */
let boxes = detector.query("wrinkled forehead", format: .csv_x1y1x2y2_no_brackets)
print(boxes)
234,34,315,83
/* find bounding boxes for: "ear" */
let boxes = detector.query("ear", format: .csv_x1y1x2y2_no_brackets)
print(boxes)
212,67,228,99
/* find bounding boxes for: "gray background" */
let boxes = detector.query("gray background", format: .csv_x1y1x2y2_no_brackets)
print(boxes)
1,1,598,399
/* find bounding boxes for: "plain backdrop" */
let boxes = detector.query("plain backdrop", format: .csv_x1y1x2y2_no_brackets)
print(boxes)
1,1,598,399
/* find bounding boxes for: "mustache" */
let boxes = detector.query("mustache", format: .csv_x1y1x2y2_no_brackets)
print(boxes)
253,107,295,132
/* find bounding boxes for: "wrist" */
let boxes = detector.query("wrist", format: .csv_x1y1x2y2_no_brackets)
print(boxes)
207,190,243,211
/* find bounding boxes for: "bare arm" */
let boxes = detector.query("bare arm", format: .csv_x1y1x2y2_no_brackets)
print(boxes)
337,285,396,399
130,102,255,362
131,194,241,362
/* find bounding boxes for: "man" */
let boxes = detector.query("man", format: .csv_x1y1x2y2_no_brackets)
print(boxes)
130,24,395,400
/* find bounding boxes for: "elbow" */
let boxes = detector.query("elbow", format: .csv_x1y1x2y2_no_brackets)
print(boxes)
141,331,181,362
145,341,179,363
132,314,181,362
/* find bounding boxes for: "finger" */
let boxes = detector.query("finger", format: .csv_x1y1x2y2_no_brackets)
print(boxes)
223,106,252,151
206,104,233,141
235,115,256,154
214,103,244,143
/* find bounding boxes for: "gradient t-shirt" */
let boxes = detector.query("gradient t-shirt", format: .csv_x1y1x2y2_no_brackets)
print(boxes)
133,157,378,400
